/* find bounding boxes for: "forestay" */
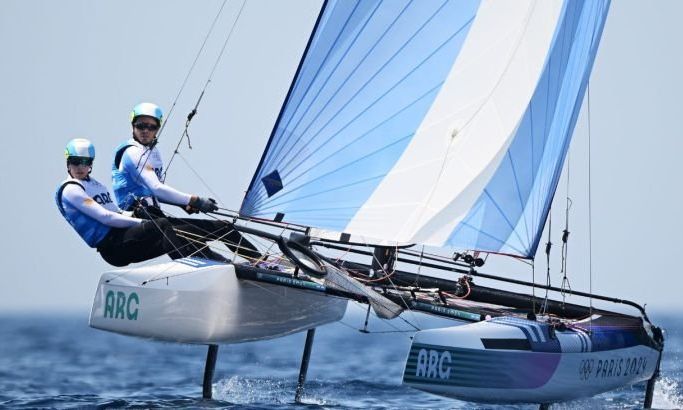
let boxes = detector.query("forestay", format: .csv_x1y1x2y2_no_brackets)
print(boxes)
241,0,610,259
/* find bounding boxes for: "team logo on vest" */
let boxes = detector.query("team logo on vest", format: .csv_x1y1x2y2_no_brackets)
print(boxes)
93,192,113,206
103,290,139,320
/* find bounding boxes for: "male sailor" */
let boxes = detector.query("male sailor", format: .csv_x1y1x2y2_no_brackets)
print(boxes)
111,102,260,260
56,138,227,266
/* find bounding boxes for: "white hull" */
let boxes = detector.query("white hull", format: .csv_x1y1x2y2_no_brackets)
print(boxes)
403,317,660,404
89,258,348,344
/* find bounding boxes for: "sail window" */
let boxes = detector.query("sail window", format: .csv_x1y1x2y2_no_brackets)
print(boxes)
262,170,284,197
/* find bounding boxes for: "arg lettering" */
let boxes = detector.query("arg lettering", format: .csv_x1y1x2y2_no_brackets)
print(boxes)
93,192,113,206
415,348,451,380
103,290,139,320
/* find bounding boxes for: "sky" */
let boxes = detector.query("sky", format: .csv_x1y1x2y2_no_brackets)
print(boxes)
0,0,681,315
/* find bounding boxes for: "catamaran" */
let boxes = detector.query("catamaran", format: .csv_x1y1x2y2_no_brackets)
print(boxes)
88,0,665,407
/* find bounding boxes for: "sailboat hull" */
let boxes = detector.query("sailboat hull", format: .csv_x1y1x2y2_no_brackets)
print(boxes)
89,258,348,344
403,317,660,404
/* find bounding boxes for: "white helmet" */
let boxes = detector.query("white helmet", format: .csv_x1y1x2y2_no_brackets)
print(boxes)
64,138,95,164
130,102,164,125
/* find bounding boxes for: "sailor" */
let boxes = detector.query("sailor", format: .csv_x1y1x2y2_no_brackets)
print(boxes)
111,102,261,260
56,138,226,266
112,102,216,215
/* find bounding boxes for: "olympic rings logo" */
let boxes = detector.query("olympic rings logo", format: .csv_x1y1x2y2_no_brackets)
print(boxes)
579,359,594,380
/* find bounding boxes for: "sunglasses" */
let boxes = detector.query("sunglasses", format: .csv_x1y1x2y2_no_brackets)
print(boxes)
133,122,159,131
67,157,94,166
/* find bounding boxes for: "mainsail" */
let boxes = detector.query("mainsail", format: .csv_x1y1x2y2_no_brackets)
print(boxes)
241,0,610,259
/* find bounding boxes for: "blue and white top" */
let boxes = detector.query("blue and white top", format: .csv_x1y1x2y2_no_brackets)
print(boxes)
56,176,141,247
111,138,192,211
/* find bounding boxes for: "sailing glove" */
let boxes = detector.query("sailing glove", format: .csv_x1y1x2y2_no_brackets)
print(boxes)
191,196,218,213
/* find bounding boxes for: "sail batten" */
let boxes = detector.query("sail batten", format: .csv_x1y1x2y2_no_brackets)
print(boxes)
241,0,610,259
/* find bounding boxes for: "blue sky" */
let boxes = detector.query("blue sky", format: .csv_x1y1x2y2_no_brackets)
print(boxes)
0,0,681,314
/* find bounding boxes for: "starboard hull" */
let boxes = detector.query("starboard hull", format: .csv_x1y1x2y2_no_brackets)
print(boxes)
403,316,660,404
89,258,348,344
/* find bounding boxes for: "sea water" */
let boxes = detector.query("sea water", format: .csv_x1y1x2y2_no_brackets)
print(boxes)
0,308,681,409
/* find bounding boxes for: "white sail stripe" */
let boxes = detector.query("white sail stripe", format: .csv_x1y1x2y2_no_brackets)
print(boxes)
344,0,564,246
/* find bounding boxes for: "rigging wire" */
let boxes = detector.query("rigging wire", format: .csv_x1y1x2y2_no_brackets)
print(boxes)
542,210,552,314
163,0,249,181
126,0,238,201
157,0,230,142
174,152,225,204
561,151,573,303
531,260,536,314
337,310,416,338
415,245,425,286
587,83,594,330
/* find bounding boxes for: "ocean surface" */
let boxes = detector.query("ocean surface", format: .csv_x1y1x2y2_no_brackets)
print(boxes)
1,309,681,409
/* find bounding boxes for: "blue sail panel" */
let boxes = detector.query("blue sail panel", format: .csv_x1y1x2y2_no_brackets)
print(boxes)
241,0,481,223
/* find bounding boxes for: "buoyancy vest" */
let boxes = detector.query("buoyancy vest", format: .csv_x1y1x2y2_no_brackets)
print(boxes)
55,177,118,247
112,138,164,211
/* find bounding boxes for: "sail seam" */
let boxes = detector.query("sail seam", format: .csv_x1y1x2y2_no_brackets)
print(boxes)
482,189,528,254
257,1,363,177
253,173,386,216
250,3,473,208
267,1,392,174
274,1,459,179
242,0,331,213
506,151,532,247
254,134,413,213
250,83,443,210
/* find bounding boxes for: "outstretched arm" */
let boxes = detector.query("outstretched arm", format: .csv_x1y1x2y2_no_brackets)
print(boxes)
63,184,142,228
123,147,193,206
138,165,193,206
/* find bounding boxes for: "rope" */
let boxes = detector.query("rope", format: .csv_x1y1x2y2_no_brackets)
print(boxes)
542,211,552,314
561,156,573,302
441,279,470,300
175,152,225,204
105,206,230,284
157,0,230,142
531,261,536,314
350,300,420,335
587,83,594,330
